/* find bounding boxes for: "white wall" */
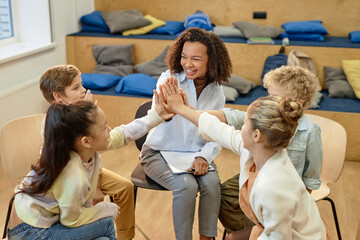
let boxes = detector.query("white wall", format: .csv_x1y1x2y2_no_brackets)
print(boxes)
0,0,94,129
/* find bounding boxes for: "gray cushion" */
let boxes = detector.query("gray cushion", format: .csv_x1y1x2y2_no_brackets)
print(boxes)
222,85,239,102
92,44,134,65
135,46,169,77
213,26,244,38
233,21,284,38
309,91,323,109
101,10,152,33
222,74,257,94
324,66,356,98
93,64,133,77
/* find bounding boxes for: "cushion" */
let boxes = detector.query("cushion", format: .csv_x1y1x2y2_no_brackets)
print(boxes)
309,91,323,109
324,66,356,98
81,73,121,90
281,20,328,35
261,53,288,85
80,11,110,31
223,74,257,94
349,31,360,43
94,64,133,77
135,46,169,78
280,33,324,42
342,60,360,98
149,21,185,35
233,21,284,38
81,24,110,33
92,44,134,65
101,10,152,33
122,15,166,36
184,10,214,31
222,85,239,102
213,26,244,38
115,73,158,95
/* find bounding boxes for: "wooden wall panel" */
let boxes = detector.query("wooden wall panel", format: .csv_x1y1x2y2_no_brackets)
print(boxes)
66,36,360,88
94,0,360,36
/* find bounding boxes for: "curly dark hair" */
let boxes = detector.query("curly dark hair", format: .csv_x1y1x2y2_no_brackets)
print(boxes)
166,27,232,84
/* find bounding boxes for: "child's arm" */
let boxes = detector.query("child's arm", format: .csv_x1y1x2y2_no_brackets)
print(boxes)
160,81,243,155
107,90,172,150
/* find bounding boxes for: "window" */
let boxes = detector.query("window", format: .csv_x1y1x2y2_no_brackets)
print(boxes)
0,0,55,64
0,0,13,40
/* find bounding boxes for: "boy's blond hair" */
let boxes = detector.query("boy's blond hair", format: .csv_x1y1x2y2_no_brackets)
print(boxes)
40,64,81,103
263,66,317,109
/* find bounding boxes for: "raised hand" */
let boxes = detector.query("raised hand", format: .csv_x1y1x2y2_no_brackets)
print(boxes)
153,89,174,120
85,89,98,105
160,80,185,114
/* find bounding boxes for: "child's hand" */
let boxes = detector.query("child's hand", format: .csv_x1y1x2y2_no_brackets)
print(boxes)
154,89,174,120
85,89,98,105
160,80,186,114
92,186,105,205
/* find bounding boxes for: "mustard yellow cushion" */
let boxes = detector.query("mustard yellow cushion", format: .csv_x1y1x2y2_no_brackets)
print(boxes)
342,60,360,98
122,15,165,36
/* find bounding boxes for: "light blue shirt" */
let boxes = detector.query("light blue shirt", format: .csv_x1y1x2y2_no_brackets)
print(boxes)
222,108,323,190
141,70,225,164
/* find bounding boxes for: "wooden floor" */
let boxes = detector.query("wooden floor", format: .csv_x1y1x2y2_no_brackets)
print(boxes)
0,95,359,239
1,145,359,239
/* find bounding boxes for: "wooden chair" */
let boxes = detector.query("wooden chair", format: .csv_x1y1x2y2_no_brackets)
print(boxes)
307,114,346,240
0,114,45,239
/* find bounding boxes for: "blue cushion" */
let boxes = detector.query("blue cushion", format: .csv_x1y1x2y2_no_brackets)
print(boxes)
261,53,288,85
80,11,110,32
184,11,214,31
149,21,185,35
81,73,121,90
349,31,360,43
280,33,325,42
115,73,157,96
281,20,328,35
81,24,110,33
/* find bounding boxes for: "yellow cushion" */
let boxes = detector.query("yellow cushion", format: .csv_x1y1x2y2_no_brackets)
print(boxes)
122,15,165,36
342,59,360,98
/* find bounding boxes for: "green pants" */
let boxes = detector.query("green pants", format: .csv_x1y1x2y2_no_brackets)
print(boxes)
219,173,255,233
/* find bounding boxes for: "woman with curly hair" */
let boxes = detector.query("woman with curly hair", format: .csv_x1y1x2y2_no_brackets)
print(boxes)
140,27,232,240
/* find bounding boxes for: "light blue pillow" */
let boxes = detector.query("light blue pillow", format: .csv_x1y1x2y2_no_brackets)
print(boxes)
115,73,157,96
281,20,328,35
280,33,325,42
81,73,121,90
184,10,214,31
149,21,184,35
349,31,360,43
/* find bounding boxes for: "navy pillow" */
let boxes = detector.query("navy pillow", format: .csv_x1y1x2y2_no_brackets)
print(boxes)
280,33,325,42
115,73,157,96
81,24,110,33
149,21,185,35
349,31,360,43
261,53,288,86
184,10,214,31
81,73,121,90
80,11,110,32
281,20,328,35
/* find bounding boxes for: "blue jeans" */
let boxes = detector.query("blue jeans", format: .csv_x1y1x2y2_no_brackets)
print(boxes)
8,217,116,240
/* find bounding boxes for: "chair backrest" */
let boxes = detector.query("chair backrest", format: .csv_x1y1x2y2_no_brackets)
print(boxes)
305,114,347,184
134,101,152,151
0,114,45,182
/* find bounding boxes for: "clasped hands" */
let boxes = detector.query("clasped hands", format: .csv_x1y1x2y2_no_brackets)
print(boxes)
156,76,210,175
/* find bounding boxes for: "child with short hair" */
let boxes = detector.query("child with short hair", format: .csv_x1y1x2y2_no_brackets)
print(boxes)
160,82,326,239
10,94,171,239
38,64,152,239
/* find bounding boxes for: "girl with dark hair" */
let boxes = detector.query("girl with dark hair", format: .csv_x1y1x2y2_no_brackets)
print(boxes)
8,91,172,240
140,27,232,240
160,82,326,240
